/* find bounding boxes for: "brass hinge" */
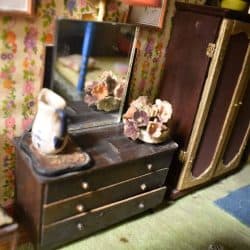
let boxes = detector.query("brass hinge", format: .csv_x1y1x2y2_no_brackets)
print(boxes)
206,43,216,58
179,150,187,163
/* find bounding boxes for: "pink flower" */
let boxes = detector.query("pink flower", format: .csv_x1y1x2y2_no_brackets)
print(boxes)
5,117,15,129
124,119,140,140
24,27,38,51
0,72,8,78
108,2,118,11
146,121,162,138
23,81,34,94
22,118,33,131
154,99,172,123
7,130,14,139
79,0,86,7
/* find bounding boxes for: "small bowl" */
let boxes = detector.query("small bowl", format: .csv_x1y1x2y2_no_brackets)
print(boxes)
139,129,169,144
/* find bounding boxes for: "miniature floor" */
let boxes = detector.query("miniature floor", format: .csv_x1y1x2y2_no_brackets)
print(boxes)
18,162,250,250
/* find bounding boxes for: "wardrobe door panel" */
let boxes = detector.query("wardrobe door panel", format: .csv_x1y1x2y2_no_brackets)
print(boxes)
217,81,249,173
176,20,234,191
159,10,221,149
191,32,249,177
222,81,250,165
177,21,250,191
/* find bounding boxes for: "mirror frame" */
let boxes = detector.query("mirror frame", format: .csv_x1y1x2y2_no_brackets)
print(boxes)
51,18,139,132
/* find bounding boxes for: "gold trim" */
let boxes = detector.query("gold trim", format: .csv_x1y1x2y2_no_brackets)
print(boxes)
177,20,234,191
232,20,250,38
213,41,250,177
206,43,216,58
178,150,187,164
214,125,249,178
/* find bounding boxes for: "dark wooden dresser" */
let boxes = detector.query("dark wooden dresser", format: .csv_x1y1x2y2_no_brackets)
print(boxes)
14,125,178,249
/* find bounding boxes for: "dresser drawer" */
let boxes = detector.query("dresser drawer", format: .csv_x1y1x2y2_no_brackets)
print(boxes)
45,152,172,203
41,187,166,249
43,168,168,225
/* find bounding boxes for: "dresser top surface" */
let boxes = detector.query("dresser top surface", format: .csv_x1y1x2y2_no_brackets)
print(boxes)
16,124,178,182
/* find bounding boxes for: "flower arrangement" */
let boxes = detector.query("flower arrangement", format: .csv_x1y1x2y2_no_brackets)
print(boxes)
123,96,172,143
84,71,126,112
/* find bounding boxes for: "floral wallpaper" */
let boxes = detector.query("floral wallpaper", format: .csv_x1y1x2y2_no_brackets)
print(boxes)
0,0,202,206
0,0,97,206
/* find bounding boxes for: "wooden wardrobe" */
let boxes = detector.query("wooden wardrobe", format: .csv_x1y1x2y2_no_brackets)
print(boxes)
159,3,250,198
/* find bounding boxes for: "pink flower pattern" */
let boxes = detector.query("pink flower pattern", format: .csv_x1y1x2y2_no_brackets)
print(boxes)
5,117,15,129
23,81,35,95
22,118,33,131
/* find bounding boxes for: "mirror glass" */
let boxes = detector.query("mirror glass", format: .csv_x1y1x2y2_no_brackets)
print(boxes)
51,19,137,131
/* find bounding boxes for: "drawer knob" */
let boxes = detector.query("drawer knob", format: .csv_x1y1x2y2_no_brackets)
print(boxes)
76,204,84,213
81,182,89,190
147,163,153,171
77,222,84,231
140,183,147,191
138,202,145,209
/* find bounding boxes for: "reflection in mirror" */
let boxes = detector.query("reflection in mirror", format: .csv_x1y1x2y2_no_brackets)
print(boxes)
52,19,138,131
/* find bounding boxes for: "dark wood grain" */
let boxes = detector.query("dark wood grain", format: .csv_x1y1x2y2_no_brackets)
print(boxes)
159,8,221,149
0,222,18,250
41,187,166,250
17,124,177,203
43,168,168,224
176,2,250,22
45,152,172,203
15,124,177,249
222,78,250,165
191,32,249,177
15,150,44,246
160,2,250,195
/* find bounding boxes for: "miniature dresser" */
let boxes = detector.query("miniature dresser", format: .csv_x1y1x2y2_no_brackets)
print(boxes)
15,124,178,249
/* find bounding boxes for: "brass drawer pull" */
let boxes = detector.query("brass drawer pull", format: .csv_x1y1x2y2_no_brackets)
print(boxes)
138,202,145,209
81,182,89,190
147,163,153,171
76,204,84,213
77,222,84,231
140,183,147,191
234,101,243,107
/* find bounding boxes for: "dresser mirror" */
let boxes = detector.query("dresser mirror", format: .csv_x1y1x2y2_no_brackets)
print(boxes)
51,19,138,132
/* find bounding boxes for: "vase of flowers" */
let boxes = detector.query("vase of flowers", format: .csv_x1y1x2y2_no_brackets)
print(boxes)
123,96,172,144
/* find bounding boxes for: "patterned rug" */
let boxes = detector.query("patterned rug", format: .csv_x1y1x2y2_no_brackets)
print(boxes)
214,184,250,227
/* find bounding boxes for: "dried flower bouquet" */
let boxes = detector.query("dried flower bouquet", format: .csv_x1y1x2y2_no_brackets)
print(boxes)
123,96,172,143
84,71,126,112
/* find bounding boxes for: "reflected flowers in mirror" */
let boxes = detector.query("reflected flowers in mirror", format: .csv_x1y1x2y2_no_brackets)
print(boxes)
84,71,126,112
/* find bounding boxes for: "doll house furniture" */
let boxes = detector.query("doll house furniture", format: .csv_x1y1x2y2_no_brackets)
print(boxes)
14,20,178,250
14,3,250,249
0,207,18,250
159,3,250,197
15,126,177,249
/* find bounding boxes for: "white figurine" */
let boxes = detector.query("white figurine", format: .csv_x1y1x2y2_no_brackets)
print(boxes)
31,88,68,154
